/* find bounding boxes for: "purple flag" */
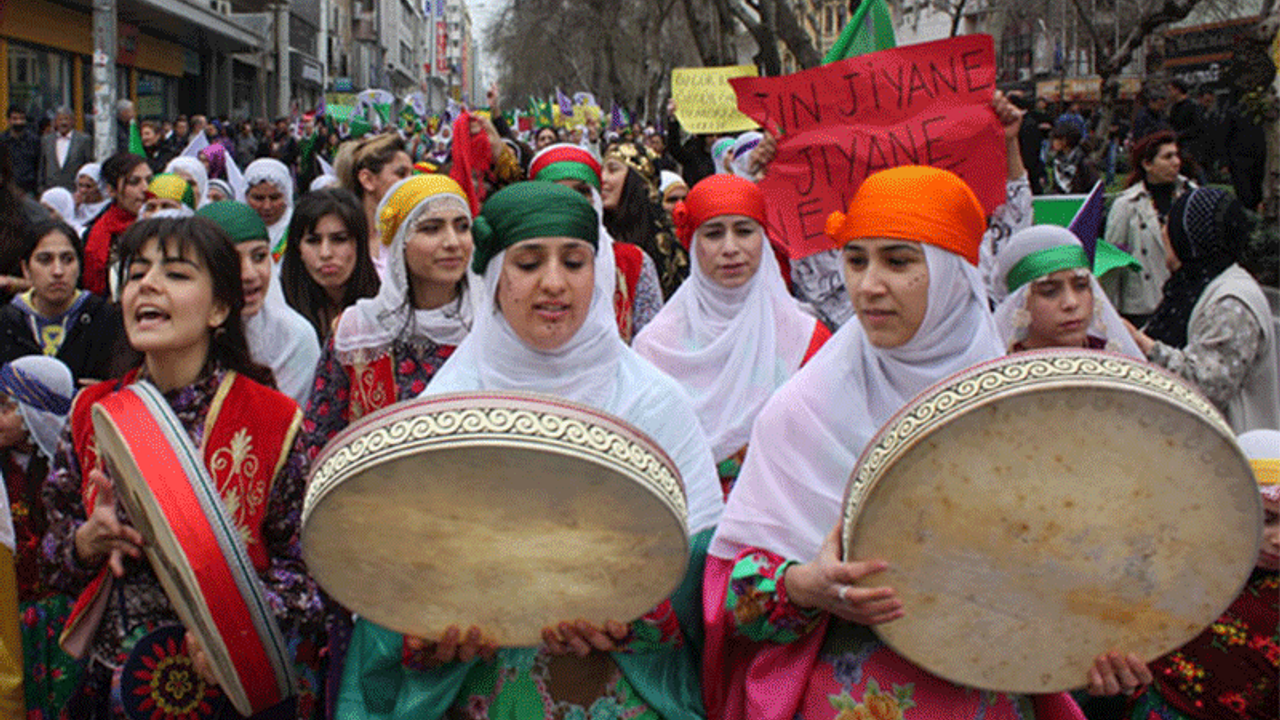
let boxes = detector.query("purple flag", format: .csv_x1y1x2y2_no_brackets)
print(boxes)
1068,180,1106,265
556,87,573,117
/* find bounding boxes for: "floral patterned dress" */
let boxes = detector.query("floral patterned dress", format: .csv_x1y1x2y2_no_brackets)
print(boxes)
39,371,325,719
726,549,1047,720
4,450,80,719
1127,568,1278,720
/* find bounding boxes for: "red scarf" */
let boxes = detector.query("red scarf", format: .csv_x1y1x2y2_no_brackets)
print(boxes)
447,111,492,217
83,203,136,297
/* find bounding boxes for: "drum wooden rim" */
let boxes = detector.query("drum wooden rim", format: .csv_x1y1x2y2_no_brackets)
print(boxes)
303,390,690,645
841,350,1260,693
91,382,296,715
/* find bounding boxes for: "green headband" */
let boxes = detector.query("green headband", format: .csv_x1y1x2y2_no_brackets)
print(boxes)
195,201,270,244
472,182,599,273
1005,240,1140,293
533,161,601,190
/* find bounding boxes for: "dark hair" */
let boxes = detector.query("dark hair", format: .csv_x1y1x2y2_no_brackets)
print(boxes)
334,133,408,199
603,166,681,292
6,105,23,118
1127,129,1179,187
20,218,84,272
101,152,148,193
115,217,275,387
0,144,26,276
1169,78,1189,94
1050,120,1083,147
280,188,380,339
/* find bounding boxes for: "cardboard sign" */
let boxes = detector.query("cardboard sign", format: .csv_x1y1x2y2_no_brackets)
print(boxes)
672,65,761,135
730,35,1006,260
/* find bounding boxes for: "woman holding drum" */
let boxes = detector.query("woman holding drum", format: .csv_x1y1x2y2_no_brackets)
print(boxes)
703,166,1148,720
634,174,828,497
40,216,324,718
336,182,723,719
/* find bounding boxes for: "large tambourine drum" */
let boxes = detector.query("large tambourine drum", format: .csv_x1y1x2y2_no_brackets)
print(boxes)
302,391,689,646
90,382,297,716
841,350,1261,694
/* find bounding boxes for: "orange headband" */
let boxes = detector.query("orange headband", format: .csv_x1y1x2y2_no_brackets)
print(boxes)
672,174,767,249
825,166,987,265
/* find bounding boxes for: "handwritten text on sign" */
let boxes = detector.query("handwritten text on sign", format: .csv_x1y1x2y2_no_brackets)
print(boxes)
671,65,761,135
730,35,1005,260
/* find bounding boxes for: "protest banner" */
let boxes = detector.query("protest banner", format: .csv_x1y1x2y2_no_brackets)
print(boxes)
671,65,760,135
730,35,1006,260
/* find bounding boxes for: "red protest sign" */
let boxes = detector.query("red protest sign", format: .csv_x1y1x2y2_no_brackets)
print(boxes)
731,35,1005,260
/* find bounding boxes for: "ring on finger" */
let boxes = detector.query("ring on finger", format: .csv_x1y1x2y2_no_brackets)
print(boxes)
838,585,851,603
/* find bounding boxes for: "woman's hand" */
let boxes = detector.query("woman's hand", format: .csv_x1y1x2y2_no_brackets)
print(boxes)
185,631,220,686
404,625,497,668
73,468,145,576
1122,318,1156,356
541,619,629,657
783,525,903,625
991,90,1024,141
1086,650,1152,696
747,129,778,179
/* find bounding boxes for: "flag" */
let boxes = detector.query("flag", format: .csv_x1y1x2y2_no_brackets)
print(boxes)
529,96,553,127
1068,179,1105,264
128,120,144,156
556,87,573,117
823,0,896,63
316,95,326,118
181,131,209,158
610,103,629,131
225,150,247,202
317,154,335,178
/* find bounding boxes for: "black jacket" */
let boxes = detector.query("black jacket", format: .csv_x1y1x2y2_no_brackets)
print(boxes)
0,292,123,383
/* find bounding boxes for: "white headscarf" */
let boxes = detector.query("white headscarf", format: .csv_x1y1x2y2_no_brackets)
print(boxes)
0,355,74,463
634,226,815,461
334,177,474,355
40,188,79,230
729,131,763,180
424,224,723,534
165,156,210,208
991,225,1143,359
711,245,1003,561
74,163,110,223
242,158,295,249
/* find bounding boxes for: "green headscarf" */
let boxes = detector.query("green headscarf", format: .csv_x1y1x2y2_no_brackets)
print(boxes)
471,182,599,273
195,201,270,244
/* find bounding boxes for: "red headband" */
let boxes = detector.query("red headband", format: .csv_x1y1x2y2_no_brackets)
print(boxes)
671,174,767,249
528,145,602,183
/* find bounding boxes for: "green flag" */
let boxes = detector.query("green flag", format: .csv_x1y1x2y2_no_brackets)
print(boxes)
823,0,896,63
349,116,373,140
128,119,145,156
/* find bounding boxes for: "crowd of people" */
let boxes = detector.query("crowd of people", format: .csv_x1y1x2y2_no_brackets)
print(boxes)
0,74,1274,720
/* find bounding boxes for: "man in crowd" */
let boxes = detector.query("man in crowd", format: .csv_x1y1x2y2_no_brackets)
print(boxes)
0,106,39,195
116,99,135,155
39,107,93,192
1167,79,1204,179
139,120,174,173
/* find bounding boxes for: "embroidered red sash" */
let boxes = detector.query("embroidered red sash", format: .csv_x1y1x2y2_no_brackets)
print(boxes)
344,355,397,423
613,242,645,343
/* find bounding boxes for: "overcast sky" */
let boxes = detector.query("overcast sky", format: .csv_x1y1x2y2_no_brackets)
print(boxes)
467,0,500,85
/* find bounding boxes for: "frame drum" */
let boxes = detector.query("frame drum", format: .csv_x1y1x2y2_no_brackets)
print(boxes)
303,391,689,646
842,350,1261,693
91,382,297,716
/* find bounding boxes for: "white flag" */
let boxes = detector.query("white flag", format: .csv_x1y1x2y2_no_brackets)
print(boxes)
181,132,209,158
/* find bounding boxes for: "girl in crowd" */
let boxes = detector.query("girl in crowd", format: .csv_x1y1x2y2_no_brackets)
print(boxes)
601,141,688,299
1103,130,1196,324
336,181,723,719
164,156,210,209
72,164,109,228
703,166,1146,720
280,188,381,342
635,174,829,497
243,158,296,260
1126,187,1278,433
991,225,1143,357
206,178,234,204
0,219,121,383
195,201,321,408
40,216,324,719
300,175,475,715
528,143,663,342
140,173,197,218
659,170,688,216
1124,428,1278,720
83,153,151,297
198,141,228,181
0,355,81,718
333,133,413,275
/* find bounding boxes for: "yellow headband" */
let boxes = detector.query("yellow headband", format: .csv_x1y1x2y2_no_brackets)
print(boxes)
377,174,469,247
1251,458,1278,487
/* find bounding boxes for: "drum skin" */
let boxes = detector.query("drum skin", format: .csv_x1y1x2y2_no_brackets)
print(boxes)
842,350,1261,694
303,391,689,646
90,382,296,716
